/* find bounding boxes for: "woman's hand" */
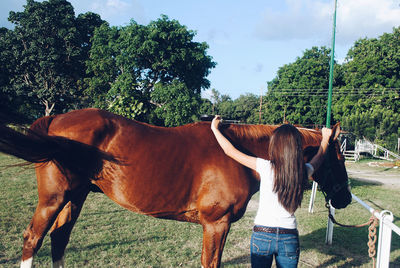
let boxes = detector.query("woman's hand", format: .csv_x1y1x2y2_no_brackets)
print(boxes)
211,115,222,132
321,127,332,145
210,114,257,170
309,127,333,172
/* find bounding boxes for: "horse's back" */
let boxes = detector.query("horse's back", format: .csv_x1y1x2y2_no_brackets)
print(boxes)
43,108,118,148
34,109,256,223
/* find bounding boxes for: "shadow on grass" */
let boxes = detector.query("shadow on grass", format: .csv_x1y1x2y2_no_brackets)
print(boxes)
300,225,400,267
347,178,400,221
223,254,250,266
0,256,21,265
349,178,382,188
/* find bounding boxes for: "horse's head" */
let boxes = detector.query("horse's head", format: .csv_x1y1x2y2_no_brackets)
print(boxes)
305,123,352,209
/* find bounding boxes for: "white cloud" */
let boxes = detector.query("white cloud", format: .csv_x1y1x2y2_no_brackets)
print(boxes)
336,0,400,43
255,0,332,42
255,0,400,45
90,0,146,25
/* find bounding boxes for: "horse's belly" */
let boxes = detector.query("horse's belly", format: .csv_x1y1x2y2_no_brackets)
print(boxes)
92,172,199,222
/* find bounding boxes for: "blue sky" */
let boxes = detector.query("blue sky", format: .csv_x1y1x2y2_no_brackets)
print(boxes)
2,0,400,99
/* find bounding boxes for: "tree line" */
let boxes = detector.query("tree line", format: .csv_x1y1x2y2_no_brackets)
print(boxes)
1,0,399,150
202,40,400,151
0,0,215,127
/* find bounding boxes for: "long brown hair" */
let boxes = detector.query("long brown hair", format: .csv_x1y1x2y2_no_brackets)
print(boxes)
269,124,307,214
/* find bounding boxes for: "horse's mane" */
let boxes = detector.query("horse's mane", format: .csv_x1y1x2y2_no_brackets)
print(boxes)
297,127,322,146
223,124,276,140
223,124,321,146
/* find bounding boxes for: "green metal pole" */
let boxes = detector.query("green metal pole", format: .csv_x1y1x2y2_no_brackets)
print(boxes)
326,0,337,128
325,1,338,245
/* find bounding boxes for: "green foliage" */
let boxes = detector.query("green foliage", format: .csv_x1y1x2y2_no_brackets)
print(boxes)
1,0,399,151
268,47,333,90
199,98,213,117
151,81,200,127
85,15,216,126
331,27,400,150
3,0,104,116
0,27,24,117
343,28,400,89
229,93,260,124
262,36,399,150
264,46,342,126
107,73,147,120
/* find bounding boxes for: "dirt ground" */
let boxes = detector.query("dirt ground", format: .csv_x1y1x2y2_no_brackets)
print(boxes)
345,160,400,188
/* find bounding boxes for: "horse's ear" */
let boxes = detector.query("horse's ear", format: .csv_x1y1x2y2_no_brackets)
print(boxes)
330,122,341,142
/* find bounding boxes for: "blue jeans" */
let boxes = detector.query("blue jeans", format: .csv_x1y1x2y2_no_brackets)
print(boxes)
250,226,300,268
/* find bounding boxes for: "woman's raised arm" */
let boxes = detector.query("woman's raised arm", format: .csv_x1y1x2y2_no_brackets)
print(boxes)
211,116,257,171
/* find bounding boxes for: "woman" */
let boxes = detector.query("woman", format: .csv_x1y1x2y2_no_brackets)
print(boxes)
210,116,332,268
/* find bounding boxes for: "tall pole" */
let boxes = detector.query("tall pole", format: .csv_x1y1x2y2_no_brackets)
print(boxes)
309,0,338,220
326,0,337,128
325,0,338,245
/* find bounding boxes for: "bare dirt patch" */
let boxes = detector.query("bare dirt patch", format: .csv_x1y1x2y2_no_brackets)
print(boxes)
345,160,400,188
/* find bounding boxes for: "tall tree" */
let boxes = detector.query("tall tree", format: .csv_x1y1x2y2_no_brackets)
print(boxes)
265,46,343,126
230,93,260,124
85,15,216,126
0,28,16,115
6,0,104,116
151,80,200,126
333,27,400,150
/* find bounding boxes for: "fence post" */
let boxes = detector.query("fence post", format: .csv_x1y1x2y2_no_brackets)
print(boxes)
325,201,335,245
308,181,318,213
376,210,394,268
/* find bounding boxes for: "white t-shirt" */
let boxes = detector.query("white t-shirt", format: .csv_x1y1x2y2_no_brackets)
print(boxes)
254,158,314,229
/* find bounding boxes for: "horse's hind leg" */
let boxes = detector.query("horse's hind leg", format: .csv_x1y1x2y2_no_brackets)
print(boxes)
21,189,67,268
20,163,83,268
50,188,89,268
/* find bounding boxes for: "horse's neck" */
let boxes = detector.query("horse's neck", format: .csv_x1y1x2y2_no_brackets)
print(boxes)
298,128,322,147
223,124,275,159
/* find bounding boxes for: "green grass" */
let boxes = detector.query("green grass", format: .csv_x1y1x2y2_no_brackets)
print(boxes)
1,153,399,267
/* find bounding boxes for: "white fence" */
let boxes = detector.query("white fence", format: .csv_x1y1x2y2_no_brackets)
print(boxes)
342,138,400,162
325,193,400,268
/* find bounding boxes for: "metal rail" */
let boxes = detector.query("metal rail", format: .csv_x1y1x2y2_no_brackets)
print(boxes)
325,193,399,268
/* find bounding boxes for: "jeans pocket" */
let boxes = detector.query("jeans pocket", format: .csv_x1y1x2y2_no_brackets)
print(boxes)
283,239,299,260
252,234,273,254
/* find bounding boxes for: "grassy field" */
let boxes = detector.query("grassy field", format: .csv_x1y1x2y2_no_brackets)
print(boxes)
1,154,399,267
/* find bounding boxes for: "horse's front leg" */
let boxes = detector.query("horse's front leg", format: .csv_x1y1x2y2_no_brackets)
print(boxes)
200,214,231,268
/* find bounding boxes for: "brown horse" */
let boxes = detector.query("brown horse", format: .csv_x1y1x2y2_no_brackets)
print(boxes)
0,108,351,268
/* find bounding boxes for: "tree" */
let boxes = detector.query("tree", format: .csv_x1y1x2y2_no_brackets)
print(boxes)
6,0,104,116
85,15,216,126
265,46,343,126
0,28,16,114
332,27,400,150
230,93,260,123
342,28,400,89
151,80,200,127
199,98,213,116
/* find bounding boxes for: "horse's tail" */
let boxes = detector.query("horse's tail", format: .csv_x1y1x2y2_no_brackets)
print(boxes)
0,115,120,179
